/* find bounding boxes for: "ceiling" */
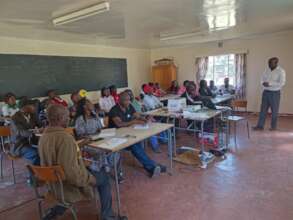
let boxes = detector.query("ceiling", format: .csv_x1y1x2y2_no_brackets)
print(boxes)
0,0,293,48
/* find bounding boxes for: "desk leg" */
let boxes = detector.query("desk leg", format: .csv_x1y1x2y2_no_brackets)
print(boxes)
168,128,173,175
200,121,205,153
173,124,176,157
113,152,121,217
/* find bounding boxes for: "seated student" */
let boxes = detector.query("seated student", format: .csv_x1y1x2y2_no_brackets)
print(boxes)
126,89,165,153
108,91,166,177
38,105,127,220
74,98,124,181
181,83,201,105
209,80,218,95
168,80,179,94
69,91,81,121
142,85,163,111
177,80,190,95
140,84,146,100
10,99,40,166
109,85,119,104
153,83,167,97
199,80,215,97
219,77,235,95
47,89,68,107
99,87,116,113
125,89,146,113
39,99,51,128
1,92,19,118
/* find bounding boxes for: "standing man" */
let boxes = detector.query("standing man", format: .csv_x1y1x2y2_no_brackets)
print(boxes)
253,57,286,131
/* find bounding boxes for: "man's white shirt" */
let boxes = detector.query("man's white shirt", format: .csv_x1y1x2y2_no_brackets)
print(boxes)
261,66,286,91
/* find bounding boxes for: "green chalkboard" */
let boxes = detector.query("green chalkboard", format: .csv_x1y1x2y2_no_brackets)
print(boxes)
0,54,128,98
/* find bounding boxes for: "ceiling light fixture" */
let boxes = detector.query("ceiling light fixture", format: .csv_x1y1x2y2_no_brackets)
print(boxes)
52,1,110,26
160,31,204,41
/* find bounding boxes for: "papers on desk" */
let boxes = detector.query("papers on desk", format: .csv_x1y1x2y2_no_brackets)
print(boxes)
167,98,186,112
133,124,150,130
98,138,128,149
215,105,232,111
90,128,116,140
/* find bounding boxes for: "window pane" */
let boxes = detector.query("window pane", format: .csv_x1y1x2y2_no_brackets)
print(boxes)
203,53,236,87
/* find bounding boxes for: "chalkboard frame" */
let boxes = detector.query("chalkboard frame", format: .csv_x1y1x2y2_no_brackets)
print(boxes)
0,53,128,99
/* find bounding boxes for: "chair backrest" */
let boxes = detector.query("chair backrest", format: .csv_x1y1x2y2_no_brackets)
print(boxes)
27,165,67,204
0,126,11,137
27,165,65,183
65,127,75,136
231,100,248,112
0,126,11,153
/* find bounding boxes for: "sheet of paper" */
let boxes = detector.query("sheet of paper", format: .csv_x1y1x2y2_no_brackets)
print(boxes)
133,124,150,130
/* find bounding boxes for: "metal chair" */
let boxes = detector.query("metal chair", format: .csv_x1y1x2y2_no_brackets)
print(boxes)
0,126,20,183
27,165,78,220
227,100,250,148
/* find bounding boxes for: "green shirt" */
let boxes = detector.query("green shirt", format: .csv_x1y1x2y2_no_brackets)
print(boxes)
131,99,142,113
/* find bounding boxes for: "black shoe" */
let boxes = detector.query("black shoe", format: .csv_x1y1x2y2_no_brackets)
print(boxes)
269,128,277,131
252,126,264,131
152,148,162,154
118,216,128,220
158,164,167,173
118,174,125,184
43,206,67,220
150,165,161,178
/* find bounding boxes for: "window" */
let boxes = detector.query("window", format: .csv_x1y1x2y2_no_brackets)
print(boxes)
205,54,236,86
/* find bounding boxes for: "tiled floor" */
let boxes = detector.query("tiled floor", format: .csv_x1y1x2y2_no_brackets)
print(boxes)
1,116,293,220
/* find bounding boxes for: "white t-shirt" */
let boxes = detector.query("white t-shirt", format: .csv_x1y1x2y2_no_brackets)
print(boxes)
143,94,163,111
99,96,116,113
1,102,19,117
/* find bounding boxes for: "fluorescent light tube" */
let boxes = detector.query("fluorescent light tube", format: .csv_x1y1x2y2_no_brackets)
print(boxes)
53,2,110,26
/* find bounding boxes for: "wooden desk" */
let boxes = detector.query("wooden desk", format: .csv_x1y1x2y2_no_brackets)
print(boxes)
88,123,173,152
88,122,175,217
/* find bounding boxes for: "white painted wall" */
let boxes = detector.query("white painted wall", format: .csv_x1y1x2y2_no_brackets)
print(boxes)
151,31,293,114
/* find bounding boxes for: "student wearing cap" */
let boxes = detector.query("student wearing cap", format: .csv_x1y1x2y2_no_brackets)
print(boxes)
142,84,163,111
1,92,19,118
47,90,68,107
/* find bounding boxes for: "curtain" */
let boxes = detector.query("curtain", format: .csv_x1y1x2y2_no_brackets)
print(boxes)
235,53,247,99
195,56,209,83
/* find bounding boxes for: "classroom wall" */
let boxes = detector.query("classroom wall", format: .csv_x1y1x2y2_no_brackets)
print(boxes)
0,37,151,104
151,30,293,114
